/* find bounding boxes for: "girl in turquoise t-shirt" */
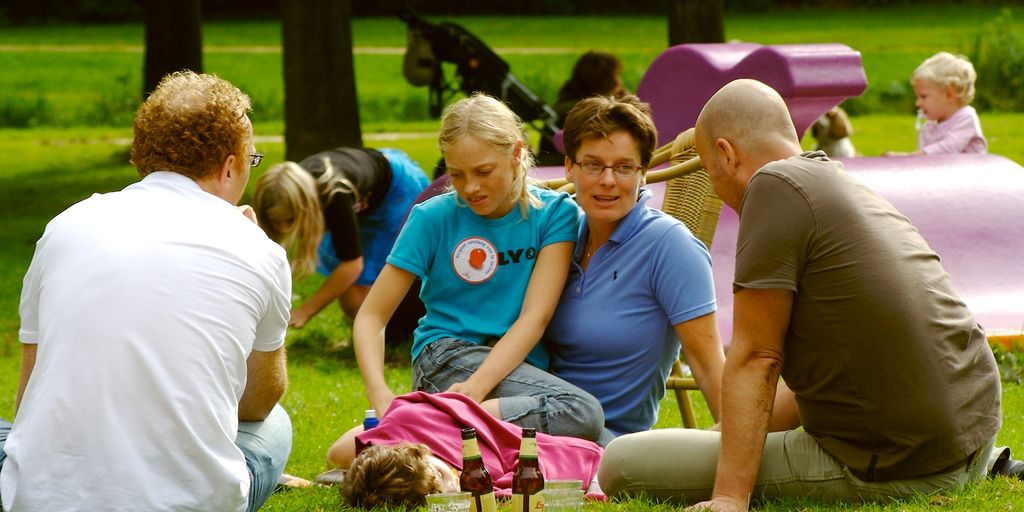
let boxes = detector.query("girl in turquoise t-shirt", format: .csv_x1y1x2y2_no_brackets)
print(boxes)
353,93,603,442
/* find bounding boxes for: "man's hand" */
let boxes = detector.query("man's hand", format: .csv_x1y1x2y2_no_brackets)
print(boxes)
237,204,258,224
685,497,745,512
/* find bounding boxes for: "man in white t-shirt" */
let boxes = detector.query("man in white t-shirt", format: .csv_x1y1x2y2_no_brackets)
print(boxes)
0,71,292,512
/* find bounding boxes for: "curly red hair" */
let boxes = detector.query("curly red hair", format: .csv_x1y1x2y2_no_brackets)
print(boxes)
130,70,251,180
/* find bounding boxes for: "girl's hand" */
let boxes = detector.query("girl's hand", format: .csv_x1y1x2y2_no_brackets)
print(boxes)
288,306,313,328
369,389,396,418
445,381,486,403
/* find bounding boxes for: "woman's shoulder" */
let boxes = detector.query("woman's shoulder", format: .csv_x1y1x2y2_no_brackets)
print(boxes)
638,204,680,224
630,202,684,232
629,205,707,250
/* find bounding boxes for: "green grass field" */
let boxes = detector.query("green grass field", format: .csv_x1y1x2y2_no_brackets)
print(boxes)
0,120,1022,511
2,5,1024,511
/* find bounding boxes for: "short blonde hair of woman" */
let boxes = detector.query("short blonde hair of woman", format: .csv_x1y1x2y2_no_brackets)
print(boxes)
912,51,977,105
438,93,541,218
131,70,251,181
341,443,441,509
251,161,323,277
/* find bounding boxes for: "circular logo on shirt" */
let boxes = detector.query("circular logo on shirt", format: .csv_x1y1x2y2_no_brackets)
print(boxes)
452,236,498,284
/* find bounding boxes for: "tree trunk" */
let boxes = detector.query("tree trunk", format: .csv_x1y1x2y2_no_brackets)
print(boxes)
142,0,202,97
667,0,725,46
281,0,362,160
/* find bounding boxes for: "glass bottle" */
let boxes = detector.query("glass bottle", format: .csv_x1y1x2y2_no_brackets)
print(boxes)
512,428,545,512
460,428,497,512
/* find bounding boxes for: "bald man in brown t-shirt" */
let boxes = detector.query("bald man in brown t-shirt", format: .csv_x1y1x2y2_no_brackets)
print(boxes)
597,79,1005,511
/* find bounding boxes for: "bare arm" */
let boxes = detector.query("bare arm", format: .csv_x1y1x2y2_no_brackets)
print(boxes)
326,424,365,468
15,343,37,414
353,264,416,415
446,241,574,402
238,345,288,422
688,288,792,512
675,312,726,421
290,257,364,328
707,380,799,433
236,201,288,420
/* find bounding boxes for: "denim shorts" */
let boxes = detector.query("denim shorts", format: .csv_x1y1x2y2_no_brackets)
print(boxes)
412,338,605,441
0,415,9,476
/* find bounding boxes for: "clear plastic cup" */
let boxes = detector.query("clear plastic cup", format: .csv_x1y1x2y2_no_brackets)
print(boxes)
541,488,584,512
544,479,583,490
425,491,473,512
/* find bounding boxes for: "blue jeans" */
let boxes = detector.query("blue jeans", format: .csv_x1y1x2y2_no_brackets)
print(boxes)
0,416,9,498
0,407,290,512
412,338,605,442
238,404,292,512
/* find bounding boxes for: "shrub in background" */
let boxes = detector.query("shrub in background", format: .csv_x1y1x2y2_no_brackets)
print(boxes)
0,95,52,128
970,9,1024,112
84,73,138,127
841,79,915,117
993,341,1024,385
842,9,1024,119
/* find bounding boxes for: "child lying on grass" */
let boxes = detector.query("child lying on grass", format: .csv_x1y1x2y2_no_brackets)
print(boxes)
324,391,604,508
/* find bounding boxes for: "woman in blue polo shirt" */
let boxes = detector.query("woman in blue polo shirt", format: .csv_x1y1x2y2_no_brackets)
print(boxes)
545,95,725,445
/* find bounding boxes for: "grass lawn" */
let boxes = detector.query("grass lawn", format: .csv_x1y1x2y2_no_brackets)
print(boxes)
2,5,1024,510
1,117,1023,510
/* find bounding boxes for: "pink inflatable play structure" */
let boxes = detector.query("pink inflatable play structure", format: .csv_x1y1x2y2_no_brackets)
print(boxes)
533,43,1024,344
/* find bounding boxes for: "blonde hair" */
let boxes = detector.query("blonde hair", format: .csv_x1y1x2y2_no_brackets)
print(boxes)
912,51,977,105
341,443,441,509
438,93,541,218
131,70,251,180
251,162,323,277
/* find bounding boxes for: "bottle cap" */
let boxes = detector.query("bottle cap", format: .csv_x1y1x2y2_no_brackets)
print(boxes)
461,427,476,439
522,428,536,437
364,409,376,418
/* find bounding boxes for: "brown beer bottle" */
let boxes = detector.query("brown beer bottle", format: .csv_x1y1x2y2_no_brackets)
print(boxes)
460,428,497,512
511,428,545,512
